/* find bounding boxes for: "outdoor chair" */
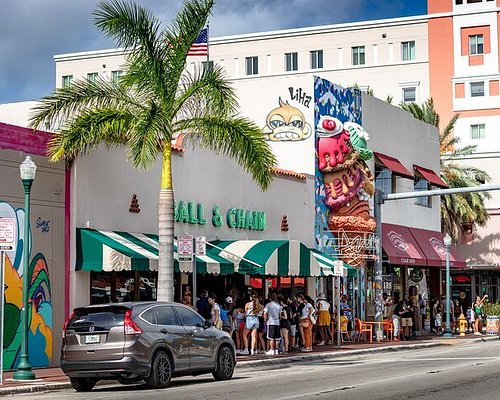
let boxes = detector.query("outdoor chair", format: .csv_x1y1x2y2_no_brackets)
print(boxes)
354,318,373,343
340,316,351,343
382,319,394,341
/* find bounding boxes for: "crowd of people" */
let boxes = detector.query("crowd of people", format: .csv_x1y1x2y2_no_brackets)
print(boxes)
189,290,343,355
384,292,489,340
184,289,491,355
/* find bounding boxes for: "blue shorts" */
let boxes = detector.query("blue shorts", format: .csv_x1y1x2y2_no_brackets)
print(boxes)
245,316,259,330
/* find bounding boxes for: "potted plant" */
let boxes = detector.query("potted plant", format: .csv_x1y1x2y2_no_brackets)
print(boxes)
482,302,500,335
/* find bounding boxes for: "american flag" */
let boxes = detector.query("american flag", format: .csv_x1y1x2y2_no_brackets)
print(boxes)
188,28,208,57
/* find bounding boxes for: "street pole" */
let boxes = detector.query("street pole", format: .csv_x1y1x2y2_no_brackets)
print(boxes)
337,276,341,349
192,237,197,309
443,234,453,338
14,156,36,380
374,189,384,341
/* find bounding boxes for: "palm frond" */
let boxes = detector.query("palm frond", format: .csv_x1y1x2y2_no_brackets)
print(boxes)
174,116,277,190
47,108,134,162
28,77,144,130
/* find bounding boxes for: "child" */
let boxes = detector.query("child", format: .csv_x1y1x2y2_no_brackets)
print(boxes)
435,307,443,335
466,307,473,333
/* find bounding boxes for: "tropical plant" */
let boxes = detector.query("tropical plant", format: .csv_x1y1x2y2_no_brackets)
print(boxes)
29,0,277,301
400,98,490,241
483,302,500,317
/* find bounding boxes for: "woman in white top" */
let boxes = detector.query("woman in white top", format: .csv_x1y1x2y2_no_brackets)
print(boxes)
208,294,221,330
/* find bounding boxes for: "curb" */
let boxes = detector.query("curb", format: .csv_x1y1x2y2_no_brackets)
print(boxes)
0,336,497,395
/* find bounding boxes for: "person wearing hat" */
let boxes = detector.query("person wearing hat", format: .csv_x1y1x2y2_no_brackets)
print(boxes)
316,293,332,345
220,295,235,334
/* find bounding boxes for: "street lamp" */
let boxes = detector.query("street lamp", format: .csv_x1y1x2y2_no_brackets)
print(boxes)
443,233,453,338
13,156,37,380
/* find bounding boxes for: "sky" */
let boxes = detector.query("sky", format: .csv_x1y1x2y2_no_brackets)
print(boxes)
0,0,427,103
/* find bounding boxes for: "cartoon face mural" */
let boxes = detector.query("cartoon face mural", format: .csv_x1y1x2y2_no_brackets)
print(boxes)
1,201,52,369
263,98,312,141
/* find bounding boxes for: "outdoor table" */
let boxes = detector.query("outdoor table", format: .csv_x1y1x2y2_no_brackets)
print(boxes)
364,321,385,342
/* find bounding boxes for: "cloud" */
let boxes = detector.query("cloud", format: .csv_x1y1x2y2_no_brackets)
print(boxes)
0,0,426,103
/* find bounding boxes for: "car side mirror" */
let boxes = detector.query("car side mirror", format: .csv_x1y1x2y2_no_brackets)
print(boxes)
203,319,213,329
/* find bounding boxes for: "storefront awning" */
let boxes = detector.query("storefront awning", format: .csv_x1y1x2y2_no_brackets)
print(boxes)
374,152,414,179
76,229,343,276
382,223,427,266
209,240,342,277
76,228,233,273
413,164,448,188
409,227,466,268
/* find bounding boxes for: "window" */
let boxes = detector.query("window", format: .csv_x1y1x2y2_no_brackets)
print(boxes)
245,56,258,75
414,179,430,207
111,70,123,83
140,307,157,325
174,306,205,326
310,50,323,69
201,60,214,73
470,81,485,97
285,52,298,71
374,165,394,194
471,123,485,139
87,72,98,83
352,46,365,65
401,41,415,61
62,75,73,88
155,306,179,325
469,34,484,55
402,87,416,102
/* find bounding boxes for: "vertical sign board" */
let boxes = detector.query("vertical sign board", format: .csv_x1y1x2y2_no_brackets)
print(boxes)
178,234,194,262
195,237,206,256
0,217,15,382
333,260,343,349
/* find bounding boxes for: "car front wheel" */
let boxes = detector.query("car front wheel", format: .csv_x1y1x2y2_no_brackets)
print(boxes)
145,350,172,389
212,346,235,381
70,377,97,392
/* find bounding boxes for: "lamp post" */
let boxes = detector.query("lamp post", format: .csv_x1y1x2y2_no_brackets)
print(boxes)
13,156,36,380
443,233,453,338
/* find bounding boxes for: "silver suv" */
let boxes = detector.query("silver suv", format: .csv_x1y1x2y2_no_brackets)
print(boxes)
61,302,236,392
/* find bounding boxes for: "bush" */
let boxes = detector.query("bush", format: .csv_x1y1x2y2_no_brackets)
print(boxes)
482,302,500,316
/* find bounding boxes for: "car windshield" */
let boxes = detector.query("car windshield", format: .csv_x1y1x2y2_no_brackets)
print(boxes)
67,307,127,332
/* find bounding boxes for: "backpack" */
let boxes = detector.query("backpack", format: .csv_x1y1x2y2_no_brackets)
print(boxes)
220,308,233,332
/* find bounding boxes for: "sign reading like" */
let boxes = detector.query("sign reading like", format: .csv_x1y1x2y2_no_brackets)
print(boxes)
0,218,16,251
178,234,193,262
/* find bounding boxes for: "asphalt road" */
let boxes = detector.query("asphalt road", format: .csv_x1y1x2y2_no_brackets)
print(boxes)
18,339,500,400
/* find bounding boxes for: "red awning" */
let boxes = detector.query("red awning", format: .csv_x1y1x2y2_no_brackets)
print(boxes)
409,227,466,268
413,165,448,188
382,223,427,266
374,152,414,179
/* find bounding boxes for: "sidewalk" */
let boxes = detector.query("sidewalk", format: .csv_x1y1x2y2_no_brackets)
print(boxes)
0,333,496,396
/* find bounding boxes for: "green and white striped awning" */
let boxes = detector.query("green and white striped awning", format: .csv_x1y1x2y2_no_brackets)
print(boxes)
209,240,346,277
76,228,233,273
76,229,349,277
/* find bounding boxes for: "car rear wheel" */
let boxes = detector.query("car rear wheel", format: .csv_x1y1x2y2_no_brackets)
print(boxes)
212,346,235,381
145,350,172,389
70,377,97,392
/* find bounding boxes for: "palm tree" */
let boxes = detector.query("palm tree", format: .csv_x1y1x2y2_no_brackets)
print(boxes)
401,98,490,241
29,0,277,301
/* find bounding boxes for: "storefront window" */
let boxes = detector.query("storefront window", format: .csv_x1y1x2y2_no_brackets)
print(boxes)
90,271,157,304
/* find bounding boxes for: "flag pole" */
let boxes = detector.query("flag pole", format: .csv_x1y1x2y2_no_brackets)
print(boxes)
206,22,210,64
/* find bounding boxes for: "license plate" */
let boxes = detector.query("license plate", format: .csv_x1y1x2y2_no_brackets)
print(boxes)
85,334,101,344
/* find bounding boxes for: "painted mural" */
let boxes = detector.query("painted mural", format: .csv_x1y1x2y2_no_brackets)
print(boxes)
0,201,52,369
262,87,312,142
314,76,375,267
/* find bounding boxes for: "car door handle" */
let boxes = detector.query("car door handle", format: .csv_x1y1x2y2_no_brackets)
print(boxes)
160,328,168,334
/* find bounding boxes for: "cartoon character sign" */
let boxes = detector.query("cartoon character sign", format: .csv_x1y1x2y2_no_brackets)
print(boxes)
263,98,312,141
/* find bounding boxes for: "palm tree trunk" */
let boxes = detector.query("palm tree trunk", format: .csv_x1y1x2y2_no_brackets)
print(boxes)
157,148,174,302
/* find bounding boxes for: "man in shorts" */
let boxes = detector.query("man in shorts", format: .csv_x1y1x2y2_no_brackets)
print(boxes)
402,298,413,340
264,293,282,355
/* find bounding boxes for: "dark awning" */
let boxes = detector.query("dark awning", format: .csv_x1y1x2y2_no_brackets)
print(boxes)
409,227,466,268
414,165,448,188
374,152,414,179
382,223,427,266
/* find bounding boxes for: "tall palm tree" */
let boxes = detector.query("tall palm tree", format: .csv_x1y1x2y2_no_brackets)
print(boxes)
401,98,490,241
29,0,277,301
